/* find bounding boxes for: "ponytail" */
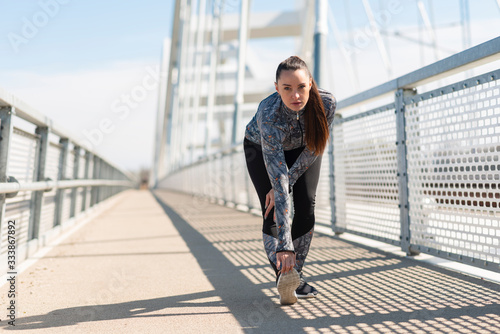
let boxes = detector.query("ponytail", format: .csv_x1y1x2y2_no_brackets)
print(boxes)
304,79,329,155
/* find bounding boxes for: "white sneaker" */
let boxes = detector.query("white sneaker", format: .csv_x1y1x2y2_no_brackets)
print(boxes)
276,268,300,305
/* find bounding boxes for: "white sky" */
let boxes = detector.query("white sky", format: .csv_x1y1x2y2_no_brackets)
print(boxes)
0,0,499,172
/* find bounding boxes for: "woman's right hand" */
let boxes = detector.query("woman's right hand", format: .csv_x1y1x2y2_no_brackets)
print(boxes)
277,251,296,274
264,189,275,220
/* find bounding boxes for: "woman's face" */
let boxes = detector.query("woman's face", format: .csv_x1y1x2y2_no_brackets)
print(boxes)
275,69,312,112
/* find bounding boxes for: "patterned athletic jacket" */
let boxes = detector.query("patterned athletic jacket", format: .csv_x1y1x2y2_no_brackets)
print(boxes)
245,88,336,253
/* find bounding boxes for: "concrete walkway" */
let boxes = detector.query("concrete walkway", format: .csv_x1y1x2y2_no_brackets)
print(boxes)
1,189,499,333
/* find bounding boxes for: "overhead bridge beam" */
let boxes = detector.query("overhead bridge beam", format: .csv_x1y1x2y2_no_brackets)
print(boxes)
220,11,302,41
198,92,268,107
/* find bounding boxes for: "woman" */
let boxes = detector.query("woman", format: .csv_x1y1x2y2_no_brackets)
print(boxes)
244,56,336,305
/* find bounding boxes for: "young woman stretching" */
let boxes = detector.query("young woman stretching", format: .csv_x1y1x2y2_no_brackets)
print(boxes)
244,56,336,305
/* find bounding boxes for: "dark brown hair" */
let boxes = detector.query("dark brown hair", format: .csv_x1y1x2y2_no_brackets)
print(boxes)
276,56,329,155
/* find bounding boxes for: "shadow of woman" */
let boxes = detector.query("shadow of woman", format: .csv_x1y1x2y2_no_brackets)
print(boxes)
2,290,226,331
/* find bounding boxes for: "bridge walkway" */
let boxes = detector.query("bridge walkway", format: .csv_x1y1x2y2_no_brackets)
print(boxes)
1,189,499,333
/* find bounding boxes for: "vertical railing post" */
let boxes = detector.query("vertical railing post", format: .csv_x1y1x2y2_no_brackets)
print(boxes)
70,146,80,218
111,168,116,197
221,153,226,204
207,155,213,202
395,88,418,255
231,0,251,145
204,1,222,157
115,170,121,196
328,132,338,233
96,158,103,204
99,160,105,202
231,150,237,205
190,0,207,163
91,155,100,207
314,0,328,85
0,107,14,248
107,164,112,199
29,126,49,240
176,0,193,168
82,151,91,211
103,163,109,200
101,162,106,200
54,138,69,226
162,0,183,180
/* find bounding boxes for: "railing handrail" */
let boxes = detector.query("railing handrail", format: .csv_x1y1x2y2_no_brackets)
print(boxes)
164,142,243,177
338,36,500,110
0,179,134,195
0,86,133,180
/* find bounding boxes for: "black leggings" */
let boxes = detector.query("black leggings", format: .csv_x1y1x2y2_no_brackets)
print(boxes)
243,138,322,240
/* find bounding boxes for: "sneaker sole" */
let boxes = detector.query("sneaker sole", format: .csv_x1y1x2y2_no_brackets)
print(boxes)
277,269,300,305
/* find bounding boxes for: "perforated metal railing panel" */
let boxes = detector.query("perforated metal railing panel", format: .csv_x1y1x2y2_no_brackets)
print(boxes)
406,76,500,266
216,156,225,200
39,142,61,234
233,149,249,206
78,154,86,179
8,128,38,183
190,163,199,195
222,154,232,203
3,129,39,252
333,106,400,243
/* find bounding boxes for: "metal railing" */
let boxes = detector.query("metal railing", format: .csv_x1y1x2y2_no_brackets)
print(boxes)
157,37,500,273
0,88,134,275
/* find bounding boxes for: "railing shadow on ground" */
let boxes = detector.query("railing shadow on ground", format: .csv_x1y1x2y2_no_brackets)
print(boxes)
2,189,500,333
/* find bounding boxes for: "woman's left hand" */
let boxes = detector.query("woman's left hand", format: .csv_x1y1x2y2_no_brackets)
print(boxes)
264,189,275,220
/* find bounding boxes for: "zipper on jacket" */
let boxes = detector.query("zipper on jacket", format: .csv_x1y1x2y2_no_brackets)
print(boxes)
297,111,303,147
